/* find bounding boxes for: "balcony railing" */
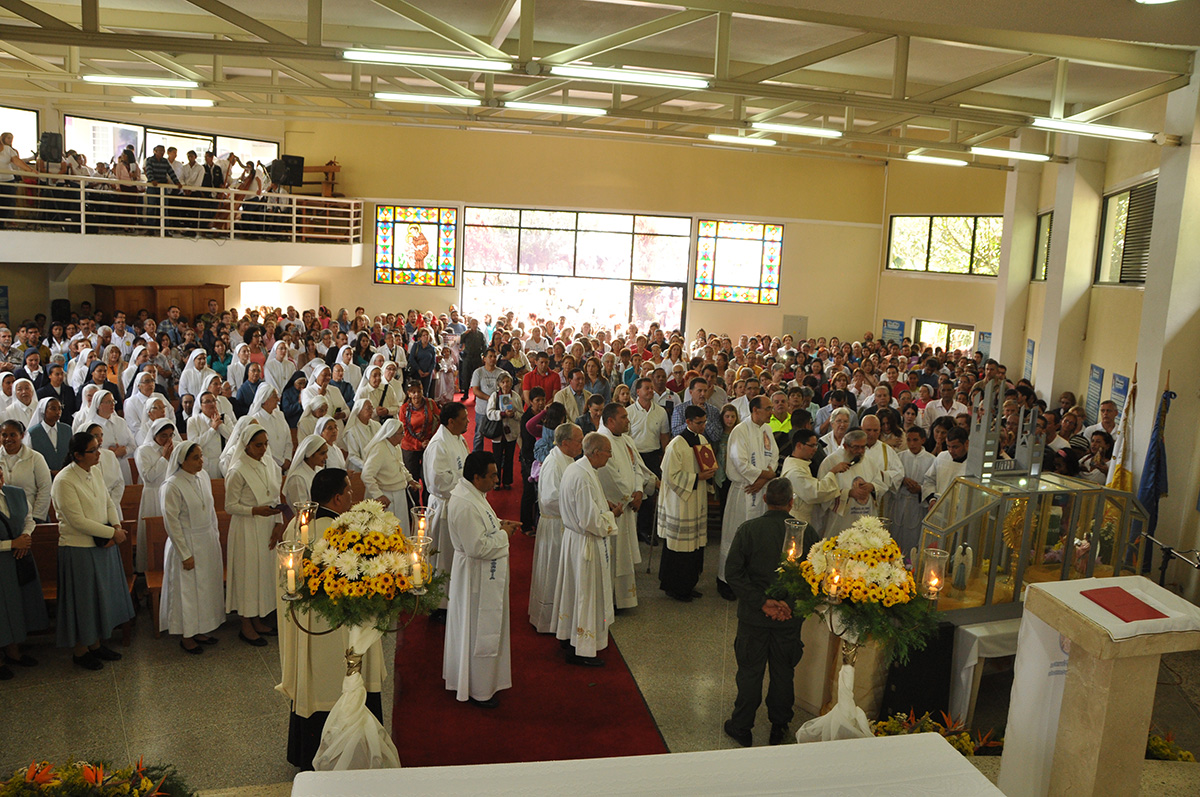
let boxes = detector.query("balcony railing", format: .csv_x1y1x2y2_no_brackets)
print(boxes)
0,168,362,244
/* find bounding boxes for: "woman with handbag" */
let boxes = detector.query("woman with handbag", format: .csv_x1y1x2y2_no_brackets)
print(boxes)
485,372,524,490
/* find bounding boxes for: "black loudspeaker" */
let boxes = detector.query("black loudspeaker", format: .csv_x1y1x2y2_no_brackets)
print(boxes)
39,131,62,163
280,154,304,187
50,299,72,324
268,158,287,185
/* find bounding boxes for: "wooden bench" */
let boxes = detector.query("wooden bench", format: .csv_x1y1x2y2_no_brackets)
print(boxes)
121,483,143,526
349,471,366,503
210,477,225,512
30,523,61,603
142,516,168,637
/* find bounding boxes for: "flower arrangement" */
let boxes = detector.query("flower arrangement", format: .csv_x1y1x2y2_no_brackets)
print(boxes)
1,759,193,796
290,499,446,631
1147,731,1196,762
770,516,938,664
872,710,1002,757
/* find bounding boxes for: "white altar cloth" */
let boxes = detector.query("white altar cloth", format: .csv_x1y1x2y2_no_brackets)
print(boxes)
950,618,1021,724
291,733,1002,796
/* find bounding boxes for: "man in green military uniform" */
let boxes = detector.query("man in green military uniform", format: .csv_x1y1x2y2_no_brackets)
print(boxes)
723,478,819,747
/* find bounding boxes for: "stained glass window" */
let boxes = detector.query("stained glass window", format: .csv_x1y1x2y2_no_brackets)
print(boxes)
374,205,457,287
693,218,782,304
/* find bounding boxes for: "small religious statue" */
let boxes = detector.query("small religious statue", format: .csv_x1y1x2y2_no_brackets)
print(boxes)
952,543,973,591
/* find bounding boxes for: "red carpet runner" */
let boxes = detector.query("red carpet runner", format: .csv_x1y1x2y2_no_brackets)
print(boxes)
391,400,669,766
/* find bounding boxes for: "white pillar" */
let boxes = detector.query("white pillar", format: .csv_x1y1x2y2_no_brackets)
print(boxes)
1131,66,1200,599
990,133,1044,368
1034,136,1107,398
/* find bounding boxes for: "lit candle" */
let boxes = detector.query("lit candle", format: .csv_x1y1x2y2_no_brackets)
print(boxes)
287,567,296,593
418,516,427,541
786,541,798,561
929,574,940,592
300,522,309,546
410,553,424,587
828,570,841,598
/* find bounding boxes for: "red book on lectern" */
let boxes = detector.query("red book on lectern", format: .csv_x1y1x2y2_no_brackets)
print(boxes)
1080,586,1168,623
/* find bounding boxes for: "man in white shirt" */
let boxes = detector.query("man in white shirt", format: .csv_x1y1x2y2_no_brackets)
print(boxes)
109,313,136,361
628,378,671,545
731,377,762,421
718,396,778,599
922,382,968,430
179,150,204,231
650,368,679,414
1082,400,1118,440
597,403,657,610
858,384,899,413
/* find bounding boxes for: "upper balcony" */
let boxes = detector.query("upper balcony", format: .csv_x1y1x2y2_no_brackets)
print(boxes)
0,169,363,269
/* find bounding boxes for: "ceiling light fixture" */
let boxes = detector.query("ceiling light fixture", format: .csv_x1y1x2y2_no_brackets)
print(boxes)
750,122,842,139
82,75,199,89
374,92,481,107
969,146,1051,162
548,64,709,90
343,49,513,72
707,133,775,147
1132,0,1179,5
1031,117,1157,142
907,154,968,167
503,101,606,116
130,96,214,107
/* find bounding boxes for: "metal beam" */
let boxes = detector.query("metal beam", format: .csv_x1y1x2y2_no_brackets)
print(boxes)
518,0,534,63
407,66,480,98
892,35,908,100
184,0,299,45
0,0,74,30
0,23,328,58
0,40,67,72
1068,74,1191,123
714,11,730,81
369,0,508,59
735,32,891,84
539,10,712,67
1050,58,1068,119
80,0,97,33
307,0,322,47
487,0,520,47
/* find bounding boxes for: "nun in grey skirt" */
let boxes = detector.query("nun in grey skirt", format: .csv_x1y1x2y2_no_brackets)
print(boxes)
0,470,46,679
50,431,135,671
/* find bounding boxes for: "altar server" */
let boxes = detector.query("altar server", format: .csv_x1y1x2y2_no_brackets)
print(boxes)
596,403,657,610
718,396,778,600
423,401,470,615
529,422,581,633
359,418,416,533
893,427,935,554
922,426,970,507
0,419,52,522
26,397,70,474
283,435,327,507
656,405,717,602
160,440,225,654
187,391,234,479
553,432,619,666
52,431,134,670
0,467,49,676
225,424,284,646
443,451,518,707
133,418,175,572
250,383,293,470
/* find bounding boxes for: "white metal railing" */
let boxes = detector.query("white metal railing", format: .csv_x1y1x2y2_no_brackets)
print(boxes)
0,168,362,244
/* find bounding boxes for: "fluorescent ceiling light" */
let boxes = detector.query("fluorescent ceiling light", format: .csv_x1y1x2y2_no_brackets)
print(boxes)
343,49,512,72
907,154,967,167
969,146,1050,163
83,75,199,89
374,92,481,107
548,64,709,90
750,122,842,139
1031,117,1156,142
1133,0,1179,4
503,101,606,116
707,134,775,147
130,96,214,107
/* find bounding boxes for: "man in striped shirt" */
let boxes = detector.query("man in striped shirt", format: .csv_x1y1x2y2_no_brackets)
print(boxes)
143,144,180,228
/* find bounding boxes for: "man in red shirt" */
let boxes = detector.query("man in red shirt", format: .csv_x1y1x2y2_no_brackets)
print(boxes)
522,352,561,406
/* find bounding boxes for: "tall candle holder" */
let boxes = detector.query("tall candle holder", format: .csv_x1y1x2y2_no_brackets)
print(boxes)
408,537,432,596
782,518,808,564
410,506,429,544
293,500,318,547
919,547,949,602
277,540,307,601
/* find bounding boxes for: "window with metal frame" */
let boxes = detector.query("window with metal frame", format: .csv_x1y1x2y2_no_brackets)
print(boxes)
693,219,782,304
0,105,39,163
64,114,145,168
1032,211,1052,281
886,215,1004,276
1095,180,1156,285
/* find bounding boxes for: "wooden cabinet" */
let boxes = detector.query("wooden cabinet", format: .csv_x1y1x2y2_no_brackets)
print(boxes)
93,283,228,322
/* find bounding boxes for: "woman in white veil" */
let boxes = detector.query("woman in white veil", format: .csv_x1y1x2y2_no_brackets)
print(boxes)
73,385,100,433
67,347,95,391
314,416,346,471
187,391,234,479
359,418,416,534
178,349,215,401
124,371,158,442
282,434,328,507
137,395,181,447
82,389,135,484
227,342,251,393
5,378,37,428
342,398,379,471
249,383,293,470
133,417,176,572
335,345,362,390
263,340,295,395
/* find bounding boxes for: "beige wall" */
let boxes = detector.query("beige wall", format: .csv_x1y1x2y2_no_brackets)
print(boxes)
1074,285,1143,405
66,264,284,310
0,264,51,325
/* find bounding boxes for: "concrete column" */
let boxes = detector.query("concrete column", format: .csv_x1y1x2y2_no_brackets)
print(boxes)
1131,67,1200,599
1034,136,1107,398
990,133,1045,367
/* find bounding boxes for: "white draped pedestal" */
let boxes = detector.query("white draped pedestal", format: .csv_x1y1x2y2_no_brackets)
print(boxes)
292,733,1003,796
998,576,1200,797
950,618,1020,726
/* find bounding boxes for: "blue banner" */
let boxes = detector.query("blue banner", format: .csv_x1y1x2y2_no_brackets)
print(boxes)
1024,339,1035,380
1086,364,1105,423
1111,373,1130,409
882,319,905,343
976,332,991,359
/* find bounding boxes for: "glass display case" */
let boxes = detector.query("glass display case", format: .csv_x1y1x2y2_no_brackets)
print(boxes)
919,473,1148,612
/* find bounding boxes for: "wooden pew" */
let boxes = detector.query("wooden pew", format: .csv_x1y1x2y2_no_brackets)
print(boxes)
30,522,60,605
210,477,225,512
348,470,366,503
142,516,168,637
120,483,143,526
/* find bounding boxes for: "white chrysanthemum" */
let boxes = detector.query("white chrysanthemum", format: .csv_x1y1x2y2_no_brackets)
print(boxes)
809,548,828,576
334,551,361,578
378,551,406,575
362,557,387,578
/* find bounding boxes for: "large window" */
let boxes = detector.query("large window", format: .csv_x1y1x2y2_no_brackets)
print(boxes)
915,319,975,353
145,126,215,159
1032,211,1052,281
374,205,457,287
64,115,144,167
0,105,39,160
887,215,1003,276
693,219,782,304
1096,180,1156,285
462,207,691,330
216,135,279,165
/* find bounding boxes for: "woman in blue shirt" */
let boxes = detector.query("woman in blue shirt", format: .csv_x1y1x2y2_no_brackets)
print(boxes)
208,339,232,380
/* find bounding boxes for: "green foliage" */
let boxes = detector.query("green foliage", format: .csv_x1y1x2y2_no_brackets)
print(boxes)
290,571,448,632
1147,733,1197,762
0,760,195,796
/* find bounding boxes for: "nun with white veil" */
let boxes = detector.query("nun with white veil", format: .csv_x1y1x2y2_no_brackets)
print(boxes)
133,418,176,572
121,345,148,396
83,421,127,522
250,383,293,470
314,417,347,471
297,395,327,441
72,385,100,433
263,341,295,395
198,373,236,420
282,434,328,507
335,345,362,390
355,365,395,423
186,391,234,479
301,363,349,432
227,343,251,393
67,347,95,391
224,423,284,645
5,379,37,428
137,395,181,447
359,418,416,534
82,389,136,484
124,372,158,442
178,350,216,401
342,398,379,472
219,416,259,477
159,440,225,653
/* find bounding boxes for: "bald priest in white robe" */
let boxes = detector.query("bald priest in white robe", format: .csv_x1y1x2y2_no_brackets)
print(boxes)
858,415,905,521
718,396,779,599
553,432,620,666
529,422,582,634
277,467,385,770
443,451,521,708
597,403,657,610
817,430,883,537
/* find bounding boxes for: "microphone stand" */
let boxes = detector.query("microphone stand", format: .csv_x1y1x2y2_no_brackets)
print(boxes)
1141,533,1200,587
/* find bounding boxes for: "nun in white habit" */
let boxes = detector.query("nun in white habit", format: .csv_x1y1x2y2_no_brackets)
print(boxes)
72,385,100,433
137,396,181,447
67,347,95,391
5,379,37,429
218,416,259,477
359,418,416,534
199,373,236,420
342,398,379,471
124,372,158,441
224,423,284,644
133,418,177,572
297,395,327,441
83,421,127,522
178,350,216,402
282,435,327,507
187,391,234,479
335,345,362,390
160,440,226,652
263,341,295,395
250,383,294,470
301,364,349,434
227,343,251,392
121,345,147,397
83,389,136,484
314,417,347,471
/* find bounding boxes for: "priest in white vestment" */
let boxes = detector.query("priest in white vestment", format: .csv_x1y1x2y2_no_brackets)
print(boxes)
553,432,619,665
893,427,935,555
779,429,846,528
597,404,657,610
422,401,470,617
656,404,717,602
817,430,882,537
858,415,905,522
922,426,970,507
443,452,519,707
718,396,778,599
529,423,581,633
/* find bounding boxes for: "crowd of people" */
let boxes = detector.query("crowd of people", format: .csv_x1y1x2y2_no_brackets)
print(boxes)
0,297,1119,760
